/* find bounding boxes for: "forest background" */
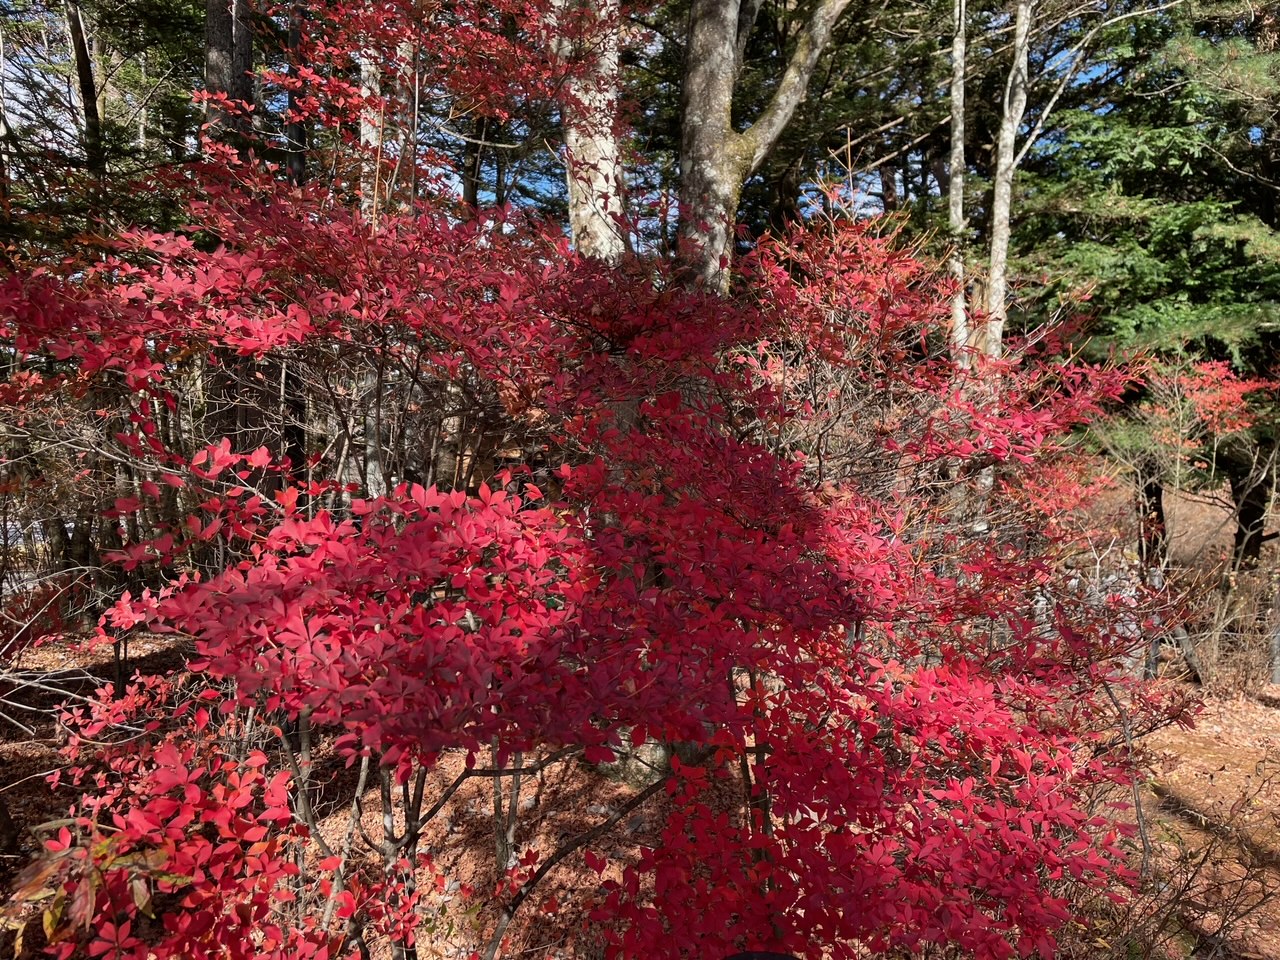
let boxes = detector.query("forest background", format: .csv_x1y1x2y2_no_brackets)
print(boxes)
1,0,1279,958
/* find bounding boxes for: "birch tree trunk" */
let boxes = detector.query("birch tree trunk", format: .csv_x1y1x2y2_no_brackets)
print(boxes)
356,51,387,497
389,39,419,205
358,52,382,223
948,0,969,366
555,0,628,262
983,0,1033,357
678,0,852,292
0,28,10,224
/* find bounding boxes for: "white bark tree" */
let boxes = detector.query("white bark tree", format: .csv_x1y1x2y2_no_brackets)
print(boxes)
553,0,629,263
948,0,969,365
978,0,1174,356
982,0,1033,358
358,52,382,223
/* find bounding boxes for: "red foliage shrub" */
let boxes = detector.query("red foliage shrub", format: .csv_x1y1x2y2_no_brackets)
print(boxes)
0,7,1189,958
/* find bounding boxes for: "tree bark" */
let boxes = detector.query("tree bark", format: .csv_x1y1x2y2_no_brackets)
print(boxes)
1269,596,1280,685
1230,469,1271,570
65,0,104,176
278,7,308,491
678,0,851,292
767,158,804,234
205,0,232,120
204,0,253,139
461,115,486,211
554,0,628,262
1136,462,1168,574
879,166,898,212
42,516,71,570
0,28,10,224
982,0,1033,356
358,52,382,222
0,793,18,856
231,0,252,106
948,0,969,366
1134,460,1170,676
286,4,307,187
390,39,419,205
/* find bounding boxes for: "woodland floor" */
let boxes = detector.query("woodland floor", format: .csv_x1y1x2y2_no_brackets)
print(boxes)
3,488,1280,958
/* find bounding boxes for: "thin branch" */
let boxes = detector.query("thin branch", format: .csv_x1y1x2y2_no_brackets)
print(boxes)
482,776,666,960
1103,679,1153,880
277,724,336,860
1014,0,1185,169
321,750,372,929
463,745,583,778
1205,142,1280,192
743,0,854,174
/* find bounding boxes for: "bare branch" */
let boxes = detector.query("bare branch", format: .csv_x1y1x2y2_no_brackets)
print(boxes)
743,0,854,174
1014,0,1184,169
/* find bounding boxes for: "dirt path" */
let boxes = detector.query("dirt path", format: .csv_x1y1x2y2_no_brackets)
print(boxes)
1140,686,1280,959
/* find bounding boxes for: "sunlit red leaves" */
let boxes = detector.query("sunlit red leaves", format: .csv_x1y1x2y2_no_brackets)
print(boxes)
1142,359,1274,452
11,678,373,959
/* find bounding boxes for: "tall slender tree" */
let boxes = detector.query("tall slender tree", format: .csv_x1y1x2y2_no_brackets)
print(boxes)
949,0,969,364
981,0,1033,357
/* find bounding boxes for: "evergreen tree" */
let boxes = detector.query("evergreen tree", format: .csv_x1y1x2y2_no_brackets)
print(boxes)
1016,6,1280,568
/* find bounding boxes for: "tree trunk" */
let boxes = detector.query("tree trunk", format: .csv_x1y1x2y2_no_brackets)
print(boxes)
391,39,419,205
1230,469,1271,570
65,0,104,176
280,8,308,487
1136,463,1168,573
1267,624,1280,685
358,52,382,222
205,0,253,139
461,115,486,211
948,0,968,366
0,29,10,225
678,0,852,292
42,516,71,571
286,4,307,187
982,0,1033,356
1135,462,1170,677
767,158,804,234
678,0,746,291
879,165,899,212
0,793,19,856
68,511,95,570
205,0,232,120
554,0,628,262
231,0,252,106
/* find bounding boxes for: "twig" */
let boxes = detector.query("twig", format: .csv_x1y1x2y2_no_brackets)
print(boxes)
481,777,665,960
1102,679,1153,879
322,750,373,929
